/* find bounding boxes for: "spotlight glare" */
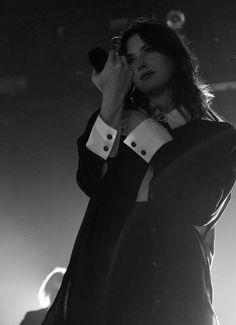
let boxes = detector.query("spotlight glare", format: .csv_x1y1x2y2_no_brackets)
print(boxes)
166,10,186,29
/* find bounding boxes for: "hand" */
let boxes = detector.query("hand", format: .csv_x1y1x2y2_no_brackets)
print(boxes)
121,108,149,136
91,50,134,105
92,50,134,128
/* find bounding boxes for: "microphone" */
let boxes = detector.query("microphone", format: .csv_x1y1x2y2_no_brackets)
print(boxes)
88,47,108,73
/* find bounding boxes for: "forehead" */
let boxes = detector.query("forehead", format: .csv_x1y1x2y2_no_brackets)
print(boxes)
126,34,146,54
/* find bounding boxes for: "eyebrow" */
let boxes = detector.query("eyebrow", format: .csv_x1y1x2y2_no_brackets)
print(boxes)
126,43,148,57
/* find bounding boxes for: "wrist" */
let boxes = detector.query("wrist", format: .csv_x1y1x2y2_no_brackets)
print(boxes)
100,99,124,128
102,90,125,105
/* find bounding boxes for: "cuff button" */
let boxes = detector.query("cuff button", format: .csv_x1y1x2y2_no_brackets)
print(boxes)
131,141,136,148
141,149,146,156
107,134,113,140
103,145,109,152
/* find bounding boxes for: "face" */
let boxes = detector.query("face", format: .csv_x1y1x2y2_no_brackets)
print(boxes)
126,34,175,98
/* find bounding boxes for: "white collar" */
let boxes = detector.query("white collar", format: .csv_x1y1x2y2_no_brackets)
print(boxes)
149,106,191,129
167,108,190,129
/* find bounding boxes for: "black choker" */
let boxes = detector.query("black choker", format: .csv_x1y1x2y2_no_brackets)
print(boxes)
148,104,171,123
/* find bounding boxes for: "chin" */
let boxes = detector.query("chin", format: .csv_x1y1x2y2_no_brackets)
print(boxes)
140,86,162,97
141,82,170,98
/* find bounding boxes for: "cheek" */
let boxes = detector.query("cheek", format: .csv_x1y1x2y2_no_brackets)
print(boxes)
162,65,174,80
132,73,140,87
161,58,175,76
152,54,174,71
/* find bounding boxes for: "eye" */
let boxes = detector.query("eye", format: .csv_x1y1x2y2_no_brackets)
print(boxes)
144,45,154,55
127,56,136,65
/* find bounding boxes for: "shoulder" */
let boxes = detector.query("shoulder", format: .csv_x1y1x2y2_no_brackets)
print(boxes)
190,118,234,133
175,118,236,143
186,119,236,165
196,119,236,146
166,118,236,165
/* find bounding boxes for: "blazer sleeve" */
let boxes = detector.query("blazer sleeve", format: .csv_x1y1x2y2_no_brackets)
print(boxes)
76,109,109,197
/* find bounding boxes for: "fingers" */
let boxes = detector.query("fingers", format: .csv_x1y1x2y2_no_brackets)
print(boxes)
91,68,98,78
107,51,129,68
107,50,117,64
91,68,99,84
90,50,132,95
119,55,129,68
91,68,103,92
120,56,134,82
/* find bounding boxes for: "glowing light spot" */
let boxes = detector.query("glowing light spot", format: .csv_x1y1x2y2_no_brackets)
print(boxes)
166,10,186,29
38,267,66,308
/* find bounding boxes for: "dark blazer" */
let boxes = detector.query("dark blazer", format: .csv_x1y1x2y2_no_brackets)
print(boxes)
42,109,236,325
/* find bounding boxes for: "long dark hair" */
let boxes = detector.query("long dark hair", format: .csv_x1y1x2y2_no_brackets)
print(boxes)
117,18,222,121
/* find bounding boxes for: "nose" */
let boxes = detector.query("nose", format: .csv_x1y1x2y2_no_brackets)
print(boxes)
137,55,147,71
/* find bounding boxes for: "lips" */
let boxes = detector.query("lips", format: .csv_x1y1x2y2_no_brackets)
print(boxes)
140,71,155,81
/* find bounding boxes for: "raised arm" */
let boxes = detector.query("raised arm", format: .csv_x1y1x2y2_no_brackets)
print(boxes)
76,51,134,197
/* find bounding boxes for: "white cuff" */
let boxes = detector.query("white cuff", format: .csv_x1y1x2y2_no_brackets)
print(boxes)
86,114,117,160
124,118,173,163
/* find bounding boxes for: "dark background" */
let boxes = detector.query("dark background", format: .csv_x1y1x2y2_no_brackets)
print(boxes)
0,1,235,324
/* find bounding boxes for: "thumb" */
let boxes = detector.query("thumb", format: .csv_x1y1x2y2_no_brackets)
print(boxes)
91,68,99,83
107,50,116,64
